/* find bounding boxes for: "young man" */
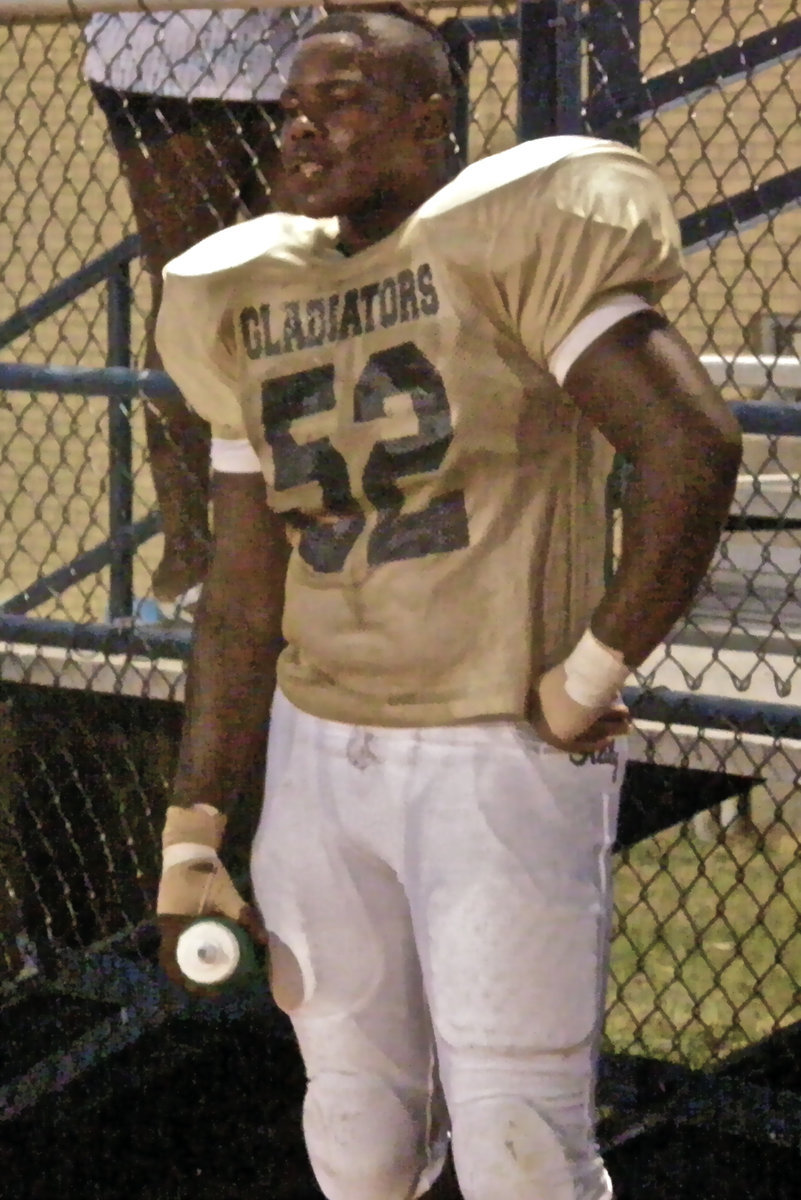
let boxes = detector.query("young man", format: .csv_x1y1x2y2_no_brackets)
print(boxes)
154,8,742,1199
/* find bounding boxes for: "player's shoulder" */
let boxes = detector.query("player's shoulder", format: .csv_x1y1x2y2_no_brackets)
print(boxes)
423,135,658,216
163,212,341,284
408,135,672,267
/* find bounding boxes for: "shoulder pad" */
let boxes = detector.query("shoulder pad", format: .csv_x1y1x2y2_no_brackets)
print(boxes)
164,212,340,280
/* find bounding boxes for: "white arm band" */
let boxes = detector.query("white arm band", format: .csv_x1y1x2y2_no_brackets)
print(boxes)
548,293,653,385
210,437,262,474
562,629,630,709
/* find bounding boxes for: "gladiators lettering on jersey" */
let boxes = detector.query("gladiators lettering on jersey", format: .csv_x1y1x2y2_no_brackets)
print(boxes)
239,262,440,359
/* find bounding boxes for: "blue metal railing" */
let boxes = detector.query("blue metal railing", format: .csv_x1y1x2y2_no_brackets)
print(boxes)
0,361,179,400
1,513,161,618
0,236,171,637
106,260,135,622
521,0,801,250
0,235,140,351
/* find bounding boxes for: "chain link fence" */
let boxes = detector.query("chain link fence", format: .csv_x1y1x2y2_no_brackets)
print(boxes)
581,0,801,1083
2,0,801,1137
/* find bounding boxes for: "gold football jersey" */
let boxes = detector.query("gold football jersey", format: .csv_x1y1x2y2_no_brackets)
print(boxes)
157,135,683,726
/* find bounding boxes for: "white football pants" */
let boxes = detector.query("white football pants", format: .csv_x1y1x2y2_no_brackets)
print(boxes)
251,689,623,1200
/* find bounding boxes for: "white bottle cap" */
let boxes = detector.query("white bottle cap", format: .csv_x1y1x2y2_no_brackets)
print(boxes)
176,919,242,985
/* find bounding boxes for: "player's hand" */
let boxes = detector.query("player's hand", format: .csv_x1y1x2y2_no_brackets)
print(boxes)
156,803,267,992
528,663,631,753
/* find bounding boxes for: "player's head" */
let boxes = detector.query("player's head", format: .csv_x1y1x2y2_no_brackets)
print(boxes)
279,4,459,222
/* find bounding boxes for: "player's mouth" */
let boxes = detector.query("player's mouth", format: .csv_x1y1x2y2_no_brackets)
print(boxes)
285,155,330,185
282,154,346,214
296,162,325,181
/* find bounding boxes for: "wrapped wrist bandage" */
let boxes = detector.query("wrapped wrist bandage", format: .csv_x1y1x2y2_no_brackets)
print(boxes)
157,803,246,922
562,629,630,710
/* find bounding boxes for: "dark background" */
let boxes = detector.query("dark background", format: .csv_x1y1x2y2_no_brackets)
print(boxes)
3,1002,801,1200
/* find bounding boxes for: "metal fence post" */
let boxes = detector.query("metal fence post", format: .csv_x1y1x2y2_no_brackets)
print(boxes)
106,261,134,622
586,0,642,146
440,16,473,168
518,0,583,141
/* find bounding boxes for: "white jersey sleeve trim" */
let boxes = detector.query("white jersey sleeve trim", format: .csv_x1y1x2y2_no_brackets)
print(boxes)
211,437,262,474
548,293,653,385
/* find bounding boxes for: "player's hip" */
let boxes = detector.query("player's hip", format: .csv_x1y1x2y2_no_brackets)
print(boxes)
253,689,622,1030
260,686,624,863
267,682,627,759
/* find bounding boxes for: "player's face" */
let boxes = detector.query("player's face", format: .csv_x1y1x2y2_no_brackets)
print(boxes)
279,33,425,219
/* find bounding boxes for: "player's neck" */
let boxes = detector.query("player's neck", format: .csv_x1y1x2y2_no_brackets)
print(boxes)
336,208,413,256
336,166,452,256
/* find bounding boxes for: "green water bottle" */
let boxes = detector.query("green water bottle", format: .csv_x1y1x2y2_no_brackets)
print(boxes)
175,917,261,989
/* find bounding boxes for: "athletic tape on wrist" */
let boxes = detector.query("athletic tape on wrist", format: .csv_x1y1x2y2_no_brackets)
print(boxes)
562,629,629,709
162,842,220,872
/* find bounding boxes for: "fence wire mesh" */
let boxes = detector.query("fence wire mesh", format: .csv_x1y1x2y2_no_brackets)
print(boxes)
582,0,801,1069
1,2,801,1105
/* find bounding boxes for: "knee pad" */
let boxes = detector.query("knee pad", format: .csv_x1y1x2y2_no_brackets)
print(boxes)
303,1071,434,1200
451,1094,589,1200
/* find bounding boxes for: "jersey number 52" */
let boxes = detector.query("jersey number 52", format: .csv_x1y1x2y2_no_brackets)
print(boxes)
261,341,470,574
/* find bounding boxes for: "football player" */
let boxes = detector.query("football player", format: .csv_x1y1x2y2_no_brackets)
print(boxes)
154,7,742,1199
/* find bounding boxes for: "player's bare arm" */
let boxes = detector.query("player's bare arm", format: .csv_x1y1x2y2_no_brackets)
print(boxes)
156,472,289,980
566,309,741,660
172,471,288,814
532,309,742,750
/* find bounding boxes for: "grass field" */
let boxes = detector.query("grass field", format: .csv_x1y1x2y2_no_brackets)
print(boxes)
609,821,801,1067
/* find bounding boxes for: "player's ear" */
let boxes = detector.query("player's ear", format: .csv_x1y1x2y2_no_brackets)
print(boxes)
416,93,451,145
